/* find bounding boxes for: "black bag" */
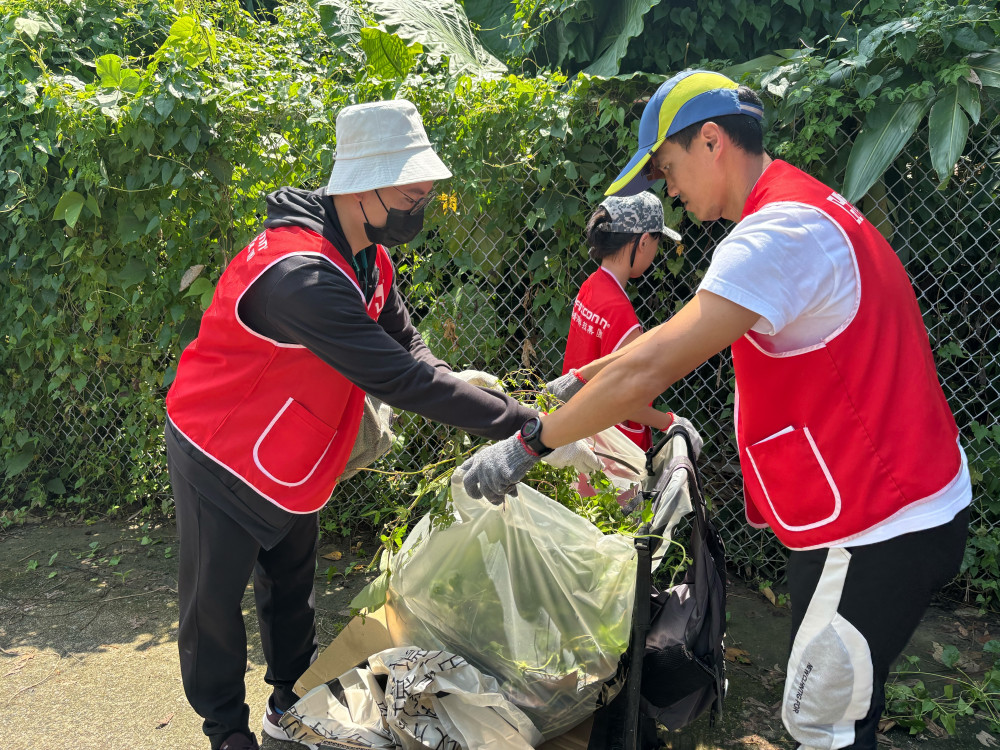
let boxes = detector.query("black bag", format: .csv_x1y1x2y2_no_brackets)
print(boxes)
640,438,727,731
589,422,727,750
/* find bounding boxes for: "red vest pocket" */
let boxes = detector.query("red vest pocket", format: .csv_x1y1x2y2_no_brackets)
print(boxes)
745,426,841,532
253,397,337,487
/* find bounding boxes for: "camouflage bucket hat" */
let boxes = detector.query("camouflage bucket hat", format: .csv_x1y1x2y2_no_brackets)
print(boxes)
600,191,681,241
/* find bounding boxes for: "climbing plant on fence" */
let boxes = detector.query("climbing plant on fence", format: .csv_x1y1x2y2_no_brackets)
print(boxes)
2,0,1000,611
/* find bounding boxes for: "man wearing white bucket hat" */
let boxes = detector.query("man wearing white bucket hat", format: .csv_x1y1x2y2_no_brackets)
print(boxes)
165,99,598,750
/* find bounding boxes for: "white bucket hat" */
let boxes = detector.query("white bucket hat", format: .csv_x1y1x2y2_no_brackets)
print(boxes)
326,99,453,195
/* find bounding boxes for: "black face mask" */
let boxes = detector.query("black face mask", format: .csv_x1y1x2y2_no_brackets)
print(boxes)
362,190,425,247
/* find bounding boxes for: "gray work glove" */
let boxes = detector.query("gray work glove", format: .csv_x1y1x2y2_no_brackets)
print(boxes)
457,433,539,505
544,369,586,402
545,440,602,473
457,432,603,505
450,369,504,391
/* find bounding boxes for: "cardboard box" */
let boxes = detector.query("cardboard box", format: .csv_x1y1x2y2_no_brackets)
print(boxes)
295,609,592,750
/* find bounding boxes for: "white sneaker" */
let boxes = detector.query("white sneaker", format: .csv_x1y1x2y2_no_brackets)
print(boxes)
262,697,314,747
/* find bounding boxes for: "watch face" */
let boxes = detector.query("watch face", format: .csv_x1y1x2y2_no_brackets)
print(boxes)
521,417,539,440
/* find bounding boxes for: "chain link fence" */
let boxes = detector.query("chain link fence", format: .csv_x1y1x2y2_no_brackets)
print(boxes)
333,99,1000,580
7,95,997,582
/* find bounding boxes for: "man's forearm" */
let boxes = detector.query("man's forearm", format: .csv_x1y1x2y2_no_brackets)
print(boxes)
574,322,666,381
625,405,676,431
540,291,759,450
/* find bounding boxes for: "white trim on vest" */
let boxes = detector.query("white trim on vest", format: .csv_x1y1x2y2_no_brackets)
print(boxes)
233,251,361,347
739,200,863,359
166,413,321,515
746,425,843,532
252,397,337,487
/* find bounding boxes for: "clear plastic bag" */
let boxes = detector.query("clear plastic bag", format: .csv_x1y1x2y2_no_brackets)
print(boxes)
385,475,638,739
583,421,649,492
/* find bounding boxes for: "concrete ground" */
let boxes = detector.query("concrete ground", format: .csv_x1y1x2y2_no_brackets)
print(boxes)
1,518,997,750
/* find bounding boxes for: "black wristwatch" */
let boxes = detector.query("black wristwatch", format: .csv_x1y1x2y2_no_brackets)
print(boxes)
520,416,554,457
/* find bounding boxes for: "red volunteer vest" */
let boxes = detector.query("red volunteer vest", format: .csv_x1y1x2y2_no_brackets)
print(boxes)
166,226,394,514
563,269,652,451
732,160,960,549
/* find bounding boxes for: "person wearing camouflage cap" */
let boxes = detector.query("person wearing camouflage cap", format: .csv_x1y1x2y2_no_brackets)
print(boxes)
561,191,680,452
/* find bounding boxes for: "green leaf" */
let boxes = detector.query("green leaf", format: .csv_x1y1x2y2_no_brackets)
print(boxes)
958,77,981,125
315,0,363,50
182,128,200,154
45,477,67,494
359,28,421,79
349,570,389,613
939,643,962,668
842,92,932,203
154,94,175,118
950,27,987,53
462,0,523,61
118,258,148,290
895,34,917,63
857,74,884,100
14,16,53,41
6,448,34,477
581,0,664,78
928,86,970,185
205,156,233,185
53,191,86,228
723,55,787,81
168,15,196,42
96,54,123,87
939,712,956,735
85,194,102,219
363,0,506,78
120,70,142,93
969,51,1000,90
118,214,145,244
48,552,58,566
185,277,215,299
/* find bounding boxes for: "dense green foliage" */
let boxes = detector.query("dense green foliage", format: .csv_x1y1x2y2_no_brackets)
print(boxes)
2,0,1000,621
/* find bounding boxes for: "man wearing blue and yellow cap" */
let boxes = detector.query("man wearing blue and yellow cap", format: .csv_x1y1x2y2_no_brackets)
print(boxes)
459,70,971,750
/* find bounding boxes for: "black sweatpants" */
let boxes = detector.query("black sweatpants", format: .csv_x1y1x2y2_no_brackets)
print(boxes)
168,437,319,749
782,506,970,750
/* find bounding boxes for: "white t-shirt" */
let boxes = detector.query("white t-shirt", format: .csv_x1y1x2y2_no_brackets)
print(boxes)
698,203,971,547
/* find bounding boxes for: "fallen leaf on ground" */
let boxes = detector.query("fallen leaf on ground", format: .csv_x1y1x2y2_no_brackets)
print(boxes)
725,647,752,664
954,607,983,618
321,551,342,561
977,730,999,747
925,718,948,738
877,718,897,733
3,653,34,677
735,733,781,749
155,712,174,729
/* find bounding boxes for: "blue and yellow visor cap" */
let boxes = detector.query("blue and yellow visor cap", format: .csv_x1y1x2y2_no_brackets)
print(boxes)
606,70,764,197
